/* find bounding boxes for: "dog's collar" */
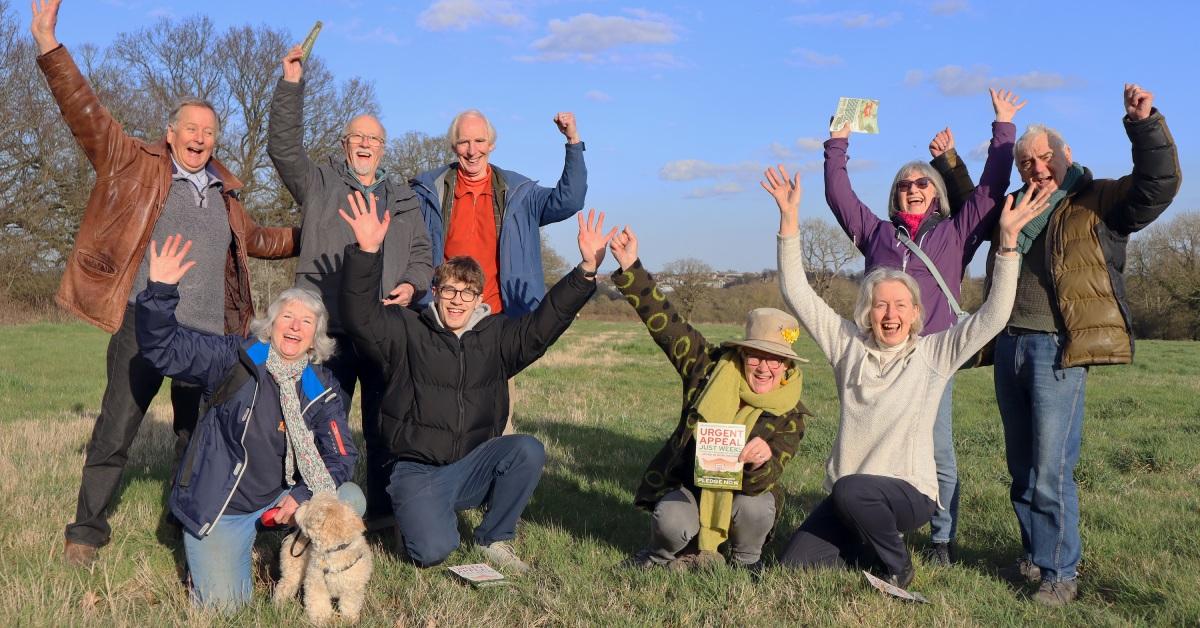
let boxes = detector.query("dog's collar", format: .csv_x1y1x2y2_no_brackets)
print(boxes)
323,551,364,575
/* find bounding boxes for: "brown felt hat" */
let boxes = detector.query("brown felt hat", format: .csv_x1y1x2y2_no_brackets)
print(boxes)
721,307,809,363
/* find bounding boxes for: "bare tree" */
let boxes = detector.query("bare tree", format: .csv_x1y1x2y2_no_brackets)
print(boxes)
540,231,569,288
660,257,715,320
799,218,861,297
1127,211,1200,339
387,131,455,182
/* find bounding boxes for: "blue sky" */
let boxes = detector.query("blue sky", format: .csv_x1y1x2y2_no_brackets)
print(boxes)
54,0,1199,272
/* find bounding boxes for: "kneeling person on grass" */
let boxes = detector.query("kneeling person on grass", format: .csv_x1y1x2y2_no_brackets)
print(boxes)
339,191,612,572
609,226,810,571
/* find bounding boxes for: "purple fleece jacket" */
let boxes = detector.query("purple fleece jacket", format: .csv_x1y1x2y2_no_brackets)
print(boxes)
823,121,1015,334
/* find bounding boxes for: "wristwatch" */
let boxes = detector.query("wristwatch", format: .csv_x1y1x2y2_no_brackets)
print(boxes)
999,246,1019,254
578,264,597,279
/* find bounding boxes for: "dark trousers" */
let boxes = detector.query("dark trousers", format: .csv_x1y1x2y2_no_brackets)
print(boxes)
779,474,936,576
325,333,390,517
388,435,545,567
65,304,200,547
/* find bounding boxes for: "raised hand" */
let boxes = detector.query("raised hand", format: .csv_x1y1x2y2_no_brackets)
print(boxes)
1124,83,1153,121
576,209,617,275
147,234,196,285
830,119,850,140
990,88,1027,123
30,0,62,54
928,127,955,158
609,226,639,271
554,112,580,144
998,182,1057,251
760,165,802,237
281,44,304,83
338,191,390,253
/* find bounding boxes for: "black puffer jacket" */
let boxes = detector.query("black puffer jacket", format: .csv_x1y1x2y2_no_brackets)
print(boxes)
341,244,595,465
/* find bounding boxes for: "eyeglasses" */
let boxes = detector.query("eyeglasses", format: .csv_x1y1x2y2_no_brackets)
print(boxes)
343,133,386,148
896,178,932,192
743,353,785,368
435,285,480,302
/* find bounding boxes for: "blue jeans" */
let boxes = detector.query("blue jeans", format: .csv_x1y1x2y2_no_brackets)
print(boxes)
929,377,959,543
184,483,366,610
389,435,545,567
994,332,1087,583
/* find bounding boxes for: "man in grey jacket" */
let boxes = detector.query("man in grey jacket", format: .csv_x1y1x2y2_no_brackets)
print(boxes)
268,44,433,521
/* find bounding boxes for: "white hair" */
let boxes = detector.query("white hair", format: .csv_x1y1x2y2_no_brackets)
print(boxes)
1015,123,1068,161
853,267,924,339
446,109,496,150
249,288,336,363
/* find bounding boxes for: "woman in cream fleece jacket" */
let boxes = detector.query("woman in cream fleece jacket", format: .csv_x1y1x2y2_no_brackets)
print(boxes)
760,165,1052,588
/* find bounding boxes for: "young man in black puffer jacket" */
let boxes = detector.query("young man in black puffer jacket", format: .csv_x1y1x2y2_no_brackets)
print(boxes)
340,191,612,572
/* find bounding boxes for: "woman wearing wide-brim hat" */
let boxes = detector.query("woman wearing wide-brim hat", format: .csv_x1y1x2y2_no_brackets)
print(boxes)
608,226,810,571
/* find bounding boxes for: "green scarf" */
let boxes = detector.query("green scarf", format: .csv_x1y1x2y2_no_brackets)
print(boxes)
693,353,802,552
1012,162,1085,254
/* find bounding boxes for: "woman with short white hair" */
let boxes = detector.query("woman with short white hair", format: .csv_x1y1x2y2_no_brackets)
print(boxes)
134,234,362,610
762,166,1052,588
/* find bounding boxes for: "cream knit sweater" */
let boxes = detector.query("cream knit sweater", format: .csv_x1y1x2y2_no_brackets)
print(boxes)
778,233,1019,504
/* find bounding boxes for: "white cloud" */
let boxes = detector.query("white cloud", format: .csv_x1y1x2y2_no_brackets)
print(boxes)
659,159,762,181
911,65,1076,96
930,0,969,15
418,0,529,31
524,12,679,64
796,137,825,151
686,183,743,199
847,159,878,172
769,142,793,159
968,140,989,161
584,90,613,103
790,48,845,68
790,11,901,28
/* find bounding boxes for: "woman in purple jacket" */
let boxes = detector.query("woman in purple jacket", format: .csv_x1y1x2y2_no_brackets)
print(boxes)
822,88,1025,564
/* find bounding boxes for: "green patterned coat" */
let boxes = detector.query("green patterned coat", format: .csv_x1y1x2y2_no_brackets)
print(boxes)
613,261,809,521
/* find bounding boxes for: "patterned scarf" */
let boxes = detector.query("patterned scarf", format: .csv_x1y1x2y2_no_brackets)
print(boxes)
265,347,335,496
1012,163,1085,254
693,353,803,551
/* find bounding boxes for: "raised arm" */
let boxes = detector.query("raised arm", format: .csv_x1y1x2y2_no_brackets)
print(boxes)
929,127,976,214
267,45,321,208
498,209,608,374
526,112,588,226
925,185,1055,370
764,165,861,364
951,89,1023,257
338,192,409,371
134,235,242,391
609,226,718,380
1103,84,1182,235
33,0,141,178
823,122,882,251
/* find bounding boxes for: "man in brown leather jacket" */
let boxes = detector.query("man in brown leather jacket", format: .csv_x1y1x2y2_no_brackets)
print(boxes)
31,0,299,566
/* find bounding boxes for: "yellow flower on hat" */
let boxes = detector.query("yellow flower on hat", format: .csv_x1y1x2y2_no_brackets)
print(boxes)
781,326,800,345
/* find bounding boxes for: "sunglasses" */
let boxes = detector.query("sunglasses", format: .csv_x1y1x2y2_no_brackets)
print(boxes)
896,178,932,193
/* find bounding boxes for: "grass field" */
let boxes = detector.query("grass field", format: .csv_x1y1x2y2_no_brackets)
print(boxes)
0,320,1198,626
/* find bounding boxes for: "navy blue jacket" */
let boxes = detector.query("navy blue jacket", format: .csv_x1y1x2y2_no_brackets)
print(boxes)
410,143,587,317
135,281,357,539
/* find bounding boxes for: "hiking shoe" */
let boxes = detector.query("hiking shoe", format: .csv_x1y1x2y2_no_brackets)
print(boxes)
925,541,955,566
481,541,530,574
668,550,725,572
884,563,916,589
64,540,98,568
619,548,664,570
1033,579,1079,606
1001,557,1042,584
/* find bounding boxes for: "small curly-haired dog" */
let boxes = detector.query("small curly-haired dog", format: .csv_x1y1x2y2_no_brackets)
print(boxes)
274,493,372,624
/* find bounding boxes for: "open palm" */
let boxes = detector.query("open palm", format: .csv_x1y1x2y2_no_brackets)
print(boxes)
338,191,389,253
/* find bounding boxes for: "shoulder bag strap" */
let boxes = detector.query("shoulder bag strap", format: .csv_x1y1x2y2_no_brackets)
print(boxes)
895,231,966,319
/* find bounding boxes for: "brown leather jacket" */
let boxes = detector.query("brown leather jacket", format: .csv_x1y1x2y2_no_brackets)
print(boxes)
939,110,1181,368
37,45,298,335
